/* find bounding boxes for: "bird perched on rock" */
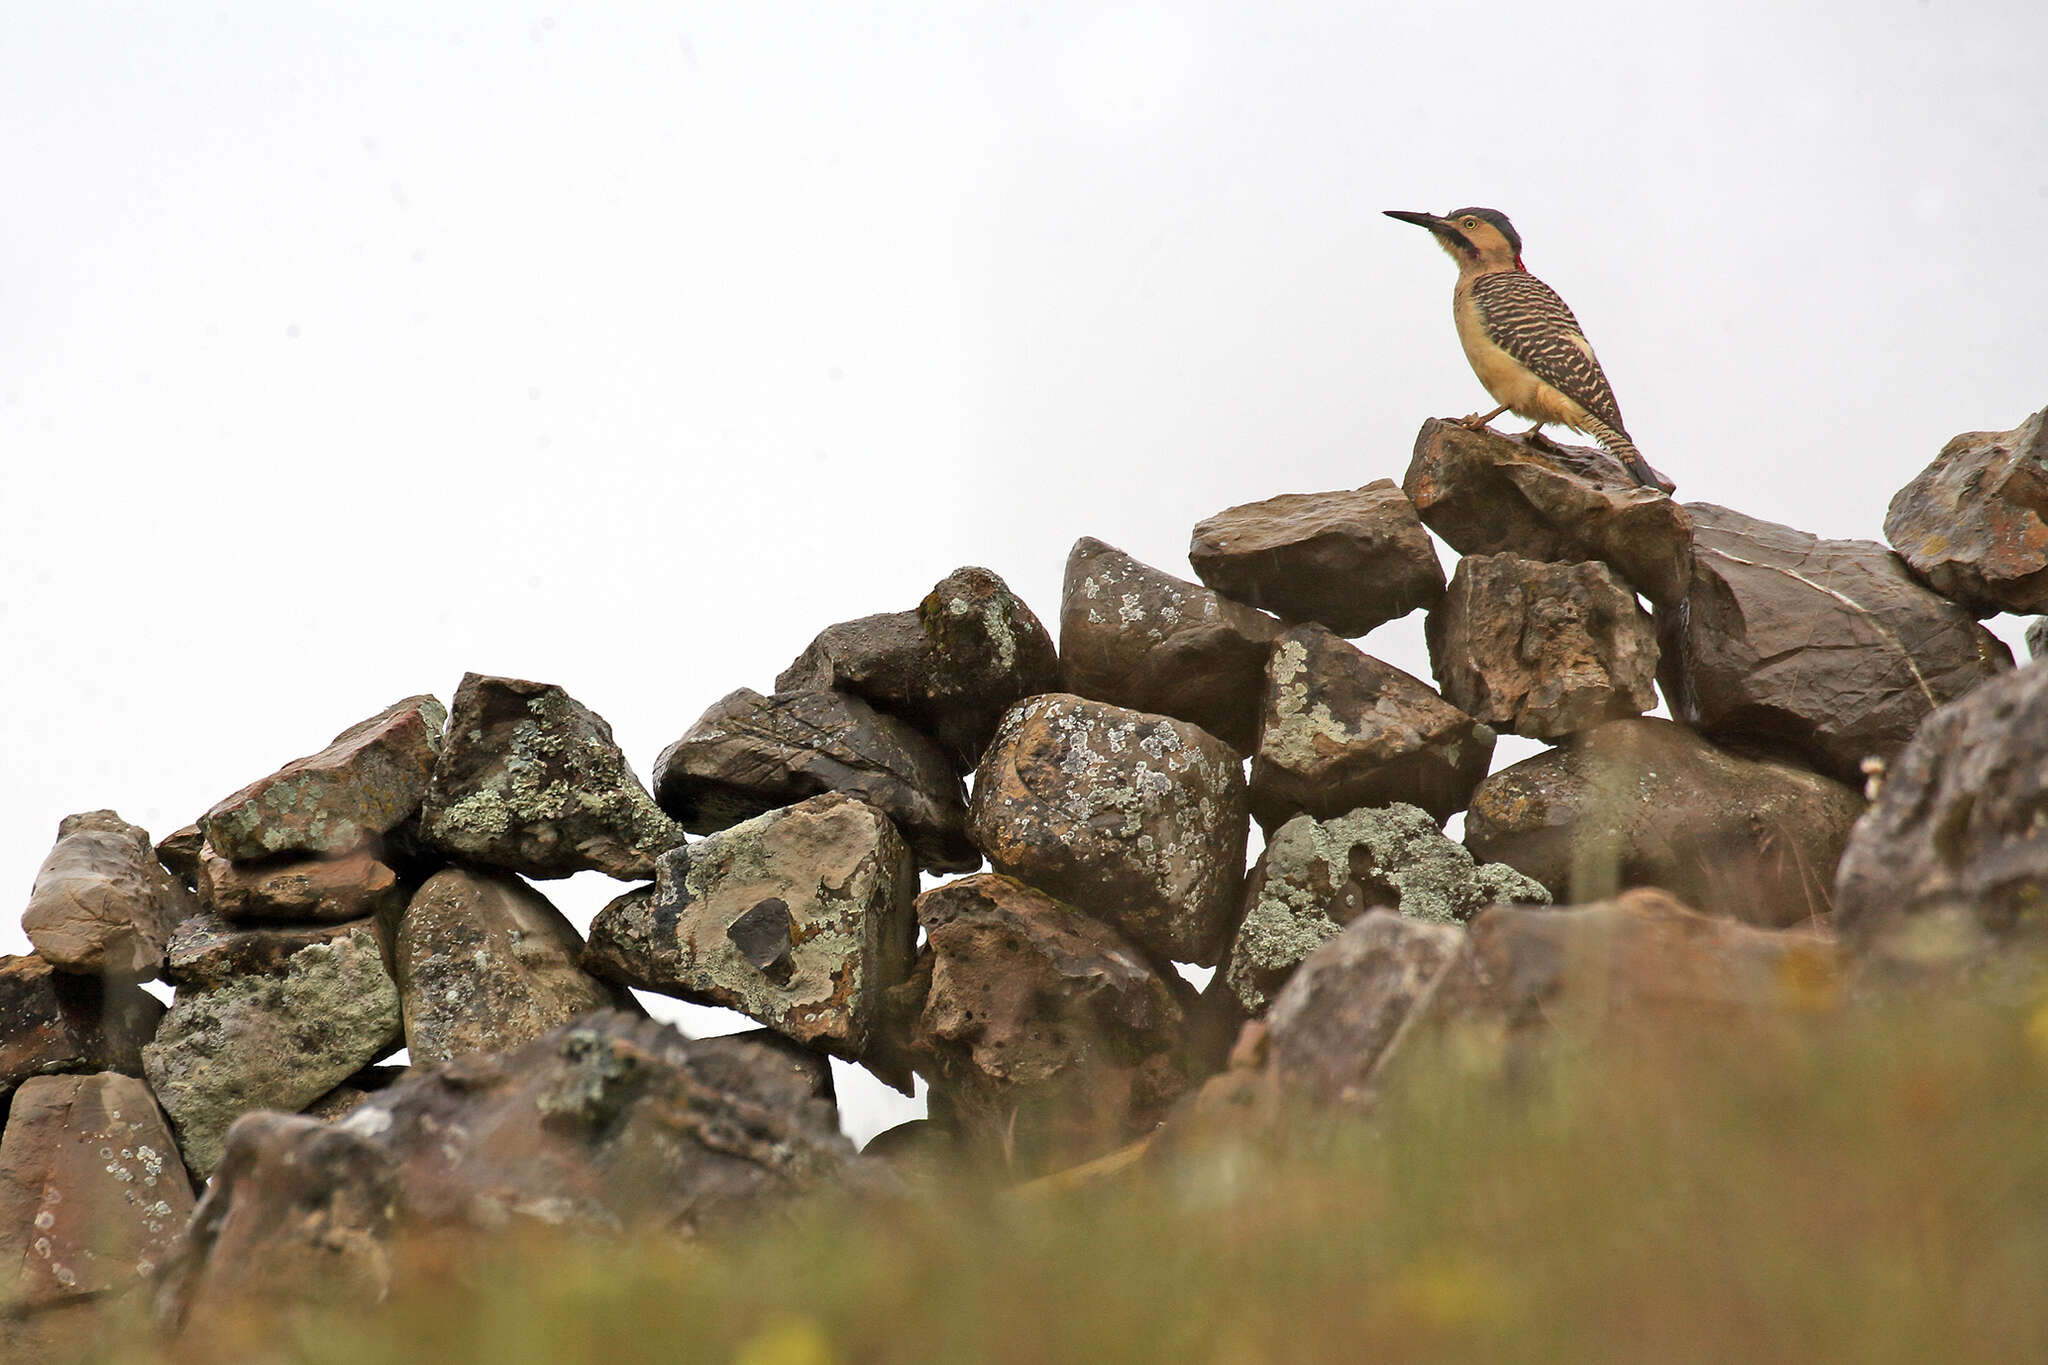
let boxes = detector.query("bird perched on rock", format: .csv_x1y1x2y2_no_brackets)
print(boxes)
1385,207,1672,493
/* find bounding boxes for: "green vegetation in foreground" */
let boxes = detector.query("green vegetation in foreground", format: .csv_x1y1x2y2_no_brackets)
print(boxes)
98,996,2048,1364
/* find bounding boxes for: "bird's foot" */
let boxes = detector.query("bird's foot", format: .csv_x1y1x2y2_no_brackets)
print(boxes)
1460,404,1511,432
1520,426,1564,453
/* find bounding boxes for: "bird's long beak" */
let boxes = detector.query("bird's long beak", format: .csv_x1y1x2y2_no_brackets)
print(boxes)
1384,209,1450,237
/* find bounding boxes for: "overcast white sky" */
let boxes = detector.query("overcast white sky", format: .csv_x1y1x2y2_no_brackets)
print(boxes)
4,2,2044,1144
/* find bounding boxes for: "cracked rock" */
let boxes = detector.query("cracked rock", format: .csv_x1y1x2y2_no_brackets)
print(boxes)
421,673,684,881
1659,503,2011,784
967,693,1251,966
1885,406,2048,615
0,956,162,1102
195,841,407,924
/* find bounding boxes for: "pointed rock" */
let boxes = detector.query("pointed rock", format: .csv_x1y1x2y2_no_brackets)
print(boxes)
154,824,204,890
0,1073,195,1314
1885,406,2048,615
195,841,406,923
586,793,917,1079
775,565,1059,772
1251,624,1494,828
1187,481,1446,637
421,673,683,880
202,695,446,862
906,873,1192,1173
23,810,195,979
967,693,1250,966
652,687,976,874
1224,803,1547,1015
396,868,635,1065
1427,553,1659,740
0,956,162,1102
1059,536,1282,752
1659,503,2011,784
142,925,402,1177
1466,718,1865,927
1835,658,2048,971
1403,418,1693,607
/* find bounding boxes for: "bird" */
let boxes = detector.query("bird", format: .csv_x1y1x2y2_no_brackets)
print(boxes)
1384,206,1672,493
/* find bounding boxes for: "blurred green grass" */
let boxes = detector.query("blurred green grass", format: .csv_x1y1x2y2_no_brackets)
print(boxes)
97,993,2048,1365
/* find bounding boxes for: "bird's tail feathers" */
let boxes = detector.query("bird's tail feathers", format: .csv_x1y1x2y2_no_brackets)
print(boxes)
1579,415,1673,494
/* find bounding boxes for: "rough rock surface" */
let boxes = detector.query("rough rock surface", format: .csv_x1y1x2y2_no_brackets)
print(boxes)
1466,718,1866,927
0,1073,194,1311
1421,890,1843,1046
154,824,204,890
1262,911,1467,1106
775,565,1060,772
1187,482,1445,637
163,912,368,990
154,1014,854,1333
906,874,1190,1172
1224,803,1548,1014
1427,553,1659,740
1660,503,2011,784
652,688,976,874
0,956,162,1101
203,695,446,862
141,926,402,1177
1834,658,2048,967
967,694,1250,966
421,673,683,881
1251,624,1495,828
586,793,916,1076
1058,536,1283,752
195,842,406,924
396,867,633,1065
1402,418,1694,607
2029,618,2048,660
1885,407,2048,615
22,810,195,978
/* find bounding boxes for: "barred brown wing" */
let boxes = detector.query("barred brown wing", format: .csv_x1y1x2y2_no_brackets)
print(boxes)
1469,271,1628,434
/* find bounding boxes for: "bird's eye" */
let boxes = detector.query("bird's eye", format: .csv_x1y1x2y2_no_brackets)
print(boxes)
1463,217,1479,228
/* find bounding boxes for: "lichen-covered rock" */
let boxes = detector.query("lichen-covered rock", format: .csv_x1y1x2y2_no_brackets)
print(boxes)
1426,553,1659,740
1835,659,2048,971
652,688,976,874
421,673,683,881
396,867,634,1065
0,956,162,1102
1187,481,1446,637
1466,718,1865,927
163,911,368,990
906,874,1191,1173
1058,536,1282,752
967,694,1250,966
142,926,402,1177
775,565,1060,772
1885,406,2048,615
1262,911,1466,1106
202,695,446,862
1659,503,2011,785
1402,418,1693,606
154,1014,854,1334
22,810,195,979
2031,617,2048,660
1224,803,1547,1014
1251,624,1495,828
0,1073,194,1313
585,793,917,1079
194,841,407,923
